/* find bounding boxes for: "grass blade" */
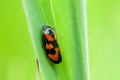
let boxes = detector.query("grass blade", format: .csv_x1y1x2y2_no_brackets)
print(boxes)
23,0,89,80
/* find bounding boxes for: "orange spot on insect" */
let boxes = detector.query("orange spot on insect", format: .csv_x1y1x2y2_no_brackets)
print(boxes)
45,34,54,41
46,43,54,50
48,48,59,61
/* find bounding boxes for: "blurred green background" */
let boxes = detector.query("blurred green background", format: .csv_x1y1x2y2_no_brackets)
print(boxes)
87,0,120,80
0,0,120,80
0,0,36,80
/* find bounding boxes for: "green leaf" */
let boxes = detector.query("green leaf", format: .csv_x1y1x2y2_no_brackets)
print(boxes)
23,0,89,80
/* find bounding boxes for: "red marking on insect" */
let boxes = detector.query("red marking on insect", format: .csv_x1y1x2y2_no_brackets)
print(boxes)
48,48,59,61
44,34,54,41
45,43,54,50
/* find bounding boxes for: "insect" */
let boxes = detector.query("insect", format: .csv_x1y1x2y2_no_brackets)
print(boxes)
42,25,62,64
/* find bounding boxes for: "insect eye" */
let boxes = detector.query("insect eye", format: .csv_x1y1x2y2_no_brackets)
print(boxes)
48,29,53,35
49,30,52,34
